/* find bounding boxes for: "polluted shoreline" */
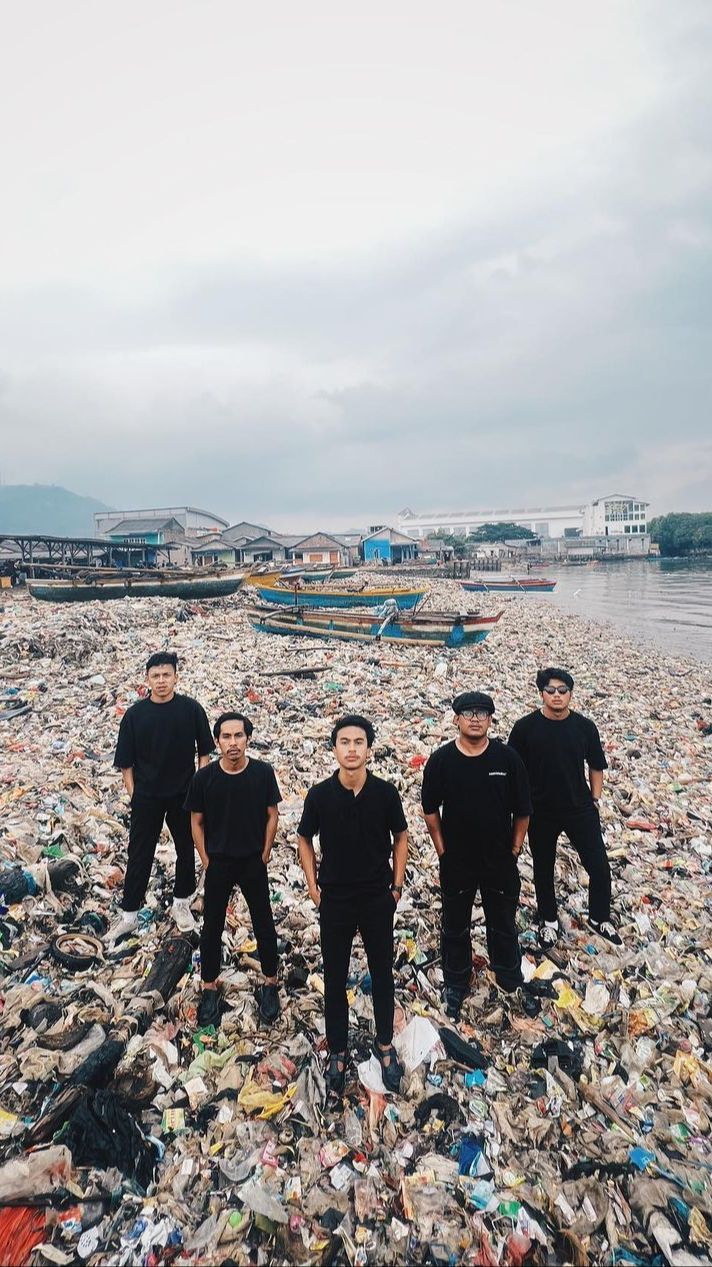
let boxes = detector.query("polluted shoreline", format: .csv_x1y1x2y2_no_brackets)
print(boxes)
0,580,711,1266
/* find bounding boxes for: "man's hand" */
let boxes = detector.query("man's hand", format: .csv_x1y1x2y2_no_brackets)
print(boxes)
261,847,271,866
198,853,209,872
512,843,523,859
308,885,321,908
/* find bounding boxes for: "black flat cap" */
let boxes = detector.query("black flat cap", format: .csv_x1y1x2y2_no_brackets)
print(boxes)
452,690,495,715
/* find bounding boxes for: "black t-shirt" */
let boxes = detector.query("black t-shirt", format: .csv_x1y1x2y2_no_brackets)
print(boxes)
114,693,214,800
184,758,281,858
421,739,531,875
297,770,408,893
507,709,607,814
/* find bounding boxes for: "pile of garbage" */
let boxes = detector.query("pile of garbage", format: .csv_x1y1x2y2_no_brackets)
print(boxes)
0,581,710,1266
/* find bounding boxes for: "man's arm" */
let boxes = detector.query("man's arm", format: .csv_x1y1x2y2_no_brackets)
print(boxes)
589,769,604,802
511,816,529,857
262,806,279,865
297,835,320,906
391,830,408,903
423,810,446,857
190,812,209,870
121,767,135,798
198,755,211,770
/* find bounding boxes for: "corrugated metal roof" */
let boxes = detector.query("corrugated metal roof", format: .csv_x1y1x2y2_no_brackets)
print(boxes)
108,517,183,535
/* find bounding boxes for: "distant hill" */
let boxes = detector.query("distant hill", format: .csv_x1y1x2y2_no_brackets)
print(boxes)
0,485,112,537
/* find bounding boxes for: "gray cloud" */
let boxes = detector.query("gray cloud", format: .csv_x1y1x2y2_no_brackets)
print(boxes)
1,1,711,527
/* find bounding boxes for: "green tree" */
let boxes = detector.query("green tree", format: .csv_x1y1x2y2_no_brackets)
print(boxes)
467,522,536,543
649,512,712,555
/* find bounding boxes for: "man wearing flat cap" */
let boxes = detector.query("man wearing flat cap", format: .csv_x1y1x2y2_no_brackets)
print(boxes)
422,691,532,1020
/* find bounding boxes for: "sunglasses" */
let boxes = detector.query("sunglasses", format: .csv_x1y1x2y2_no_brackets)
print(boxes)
542,685,571,695
459,708,492,720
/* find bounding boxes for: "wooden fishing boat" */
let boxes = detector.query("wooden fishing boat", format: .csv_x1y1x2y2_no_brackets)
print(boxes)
462,576,556,594
248,605,503,647
245,566,357,587
28,571,246,603
252,582,427,610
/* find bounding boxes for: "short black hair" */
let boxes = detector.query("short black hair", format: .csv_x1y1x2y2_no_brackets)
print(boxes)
536,667,574,692
213,711,254,740
146,651,178,673
330,714,375,747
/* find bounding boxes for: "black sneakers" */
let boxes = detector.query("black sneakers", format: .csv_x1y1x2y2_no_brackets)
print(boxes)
588,919,623,946
537,922,559,949
258,982,281,1024
197,988,221,1028
444,988,466,1022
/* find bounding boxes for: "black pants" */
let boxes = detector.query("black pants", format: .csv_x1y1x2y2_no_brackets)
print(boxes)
440,855,523,994
528,805,611,924
319,888,395,1052
122,794,195,912
201,853,279,983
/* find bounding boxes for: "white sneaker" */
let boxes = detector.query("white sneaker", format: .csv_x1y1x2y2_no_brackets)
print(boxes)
171,897,196,933
537,921,559,949
107,909,139,942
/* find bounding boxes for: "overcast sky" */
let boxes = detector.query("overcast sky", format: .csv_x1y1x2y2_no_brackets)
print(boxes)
1,0,711,531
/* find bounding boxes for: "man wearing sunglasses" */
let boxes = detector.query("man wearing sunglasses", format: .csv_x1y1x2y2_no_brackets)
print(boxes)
422,691,533,1020
508,667,621,948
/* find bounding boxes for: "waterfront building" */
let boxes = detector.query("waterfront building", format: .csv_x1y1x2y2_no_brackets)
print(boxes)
289,533,349,566
104,516,184,548
398,493,650,543
360,527,419,564
222,520,273,543
397,503,586,540
581,494,649,537
95,505,228,537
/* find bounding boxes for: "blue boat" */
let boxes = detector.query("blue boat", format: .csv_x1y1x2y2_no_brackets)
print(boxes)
248,605,502,647
253,583,426,610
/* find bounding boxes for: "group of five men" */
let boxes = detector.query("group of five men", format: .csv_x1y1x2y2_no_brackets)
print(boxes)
110,651,621,1097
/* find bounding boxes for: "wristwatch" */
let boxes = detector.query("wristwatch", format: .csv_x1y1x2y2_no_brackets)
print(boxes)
391,885,403,897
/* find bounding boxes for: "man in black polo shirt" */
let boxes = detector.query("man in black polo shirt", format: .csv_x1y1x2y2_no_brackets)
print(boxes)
110,651,214,941
185,712,281,1028
508,667,622,948
422,691,532,1021
297,715,408,1096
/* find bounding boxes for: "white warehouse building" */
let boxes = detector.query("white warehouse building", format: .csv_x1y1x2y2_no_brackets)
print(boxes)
581,494,649,536
398,494,649,541
397,503,586,540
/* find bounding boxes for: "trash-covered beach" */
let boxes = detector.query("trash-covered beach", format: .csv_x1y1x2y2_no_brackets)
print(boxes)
1,580,711,1266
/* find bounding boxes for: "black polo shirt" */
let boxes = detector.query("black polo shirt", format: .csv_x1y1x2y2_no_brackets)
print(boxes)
297,770,408,893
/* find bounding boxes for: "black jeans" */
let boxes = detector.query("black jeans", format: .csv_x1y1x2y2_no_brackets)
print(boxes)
122,794,195,912
440,854,523,994
319,888,395,1052
201,852,279,983
528,804,611,923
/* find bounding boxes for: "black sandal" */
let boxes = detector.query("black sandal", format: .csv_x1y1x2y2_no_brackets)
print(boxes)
372,1041,403,1093
326,1051,347,1095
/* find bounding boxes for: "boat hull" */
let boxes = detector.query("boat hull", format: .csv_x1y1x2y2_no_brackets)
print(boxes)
248,606,502,647
462,578,556,593
28,574,246,603
253,584,426,609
